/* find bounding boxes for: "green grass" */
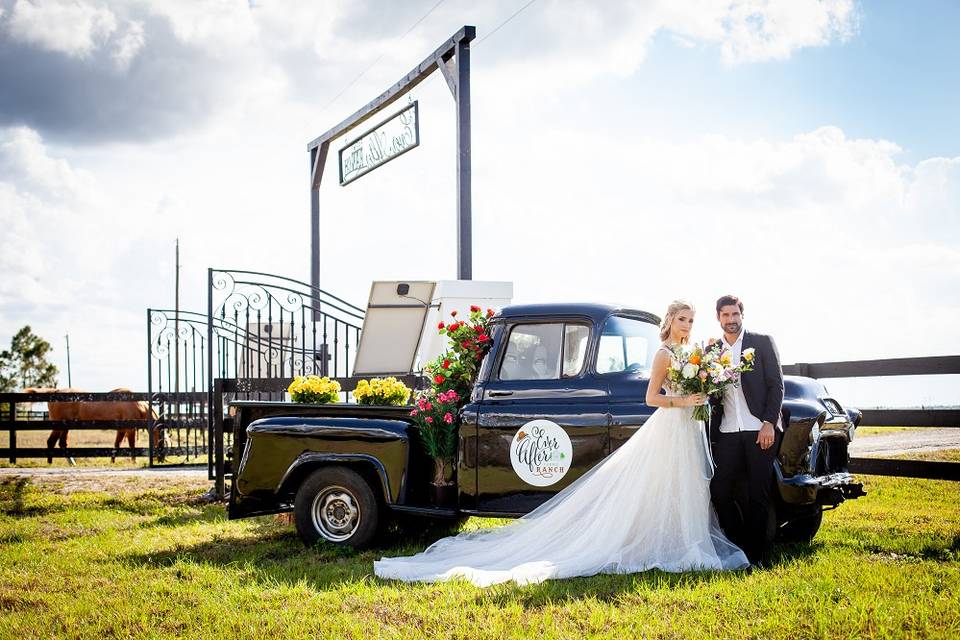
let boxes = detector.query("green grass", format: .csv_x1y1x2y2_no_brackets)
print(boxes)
890,448,960,462
1,474,958,640
856,426,928,437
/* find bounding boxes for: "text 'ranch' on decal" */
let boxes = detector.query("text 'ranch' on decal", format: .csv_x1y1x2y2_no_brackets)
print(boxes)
510,419,573,487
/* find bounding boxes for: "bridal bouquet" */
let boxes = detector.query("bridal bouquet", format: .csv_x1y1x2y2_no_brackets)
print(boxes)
666,341,755,422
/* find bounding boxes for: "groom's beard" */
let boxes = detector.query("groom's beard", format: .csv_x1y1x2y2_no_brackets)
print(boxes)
722,322,741,334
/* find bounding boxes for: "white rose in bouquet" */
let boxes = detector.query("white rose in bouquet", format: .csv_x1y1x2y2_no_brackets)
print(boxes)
681,363,698,379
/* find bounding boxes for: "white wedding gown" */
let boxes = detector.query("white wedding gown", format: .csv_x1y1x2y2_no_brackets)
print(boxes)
374,387,749,586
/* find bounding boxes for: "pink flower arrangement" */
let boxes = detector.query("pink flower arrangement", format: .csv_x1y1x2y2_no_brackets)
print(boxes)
409,305,496,484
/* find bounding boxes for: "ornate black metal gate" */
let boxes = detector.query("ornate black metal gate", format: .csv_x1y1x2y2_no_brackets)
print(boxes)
147,309,209,467
146,270,365,476
206,269,365,484
207,269,364,384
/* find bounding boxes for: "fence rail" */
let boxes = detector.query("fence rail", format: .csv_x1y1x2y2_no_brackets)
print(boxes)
0,447,197,459
785,355,959,482
783,355,960,378
3,355,957,484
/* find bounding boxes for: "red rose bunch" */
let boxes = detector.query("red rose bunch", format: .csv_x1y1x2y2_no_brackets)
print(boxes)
410,305,497,483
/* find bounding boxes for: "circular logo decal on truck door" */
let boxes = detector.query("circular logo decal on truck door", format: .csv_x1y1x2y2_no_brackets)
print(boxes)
510,419,573,487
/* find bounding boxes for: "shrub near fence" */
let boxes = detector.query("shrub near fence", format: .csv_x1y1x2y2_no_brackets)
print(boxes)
783,355,960,481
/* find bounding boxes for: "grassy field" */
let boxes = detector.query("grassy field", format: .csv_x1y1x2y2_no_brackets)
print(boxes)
855,426,928,437
891,448,960,462
1,472,958,640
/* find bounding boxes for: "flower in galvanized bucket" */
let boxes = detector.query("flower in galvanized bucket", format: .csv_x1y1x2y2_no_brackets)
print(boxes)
287,375,341,404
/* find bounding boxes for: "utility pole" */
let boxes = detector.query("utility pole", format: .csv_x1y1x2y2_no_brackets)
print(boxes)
64,334,72,387
174,239,180,398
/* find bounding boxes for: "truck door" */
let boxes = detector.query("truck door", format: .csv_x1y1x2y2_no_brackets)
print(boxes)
596,315,661,452
474,320,608,514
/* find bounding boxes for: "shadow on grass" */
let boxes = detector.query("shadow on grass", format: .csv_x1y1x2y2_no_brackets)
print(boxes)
0,477,65,517
877,536,960,562
118,506,824,603
143,503,229,529
472,542,821,607
0,530,29,545
121,513,380,590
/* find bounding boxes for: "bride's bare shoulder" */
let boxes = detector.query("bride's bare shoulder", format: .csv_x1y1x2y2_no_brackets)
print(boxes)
652,346,672,366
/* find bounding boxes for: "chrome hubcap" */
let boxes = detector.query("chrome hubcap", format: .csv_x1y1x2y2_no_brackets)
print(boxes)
311,486,360,542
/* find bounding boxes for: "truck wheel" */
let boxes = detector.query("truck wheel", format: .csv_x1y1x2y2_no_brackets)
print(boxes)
776,507,823,544
294,467,380,548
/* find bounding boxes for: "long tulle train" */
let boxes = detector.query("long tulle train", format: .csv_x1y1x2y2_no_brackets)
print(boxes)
374,406,748,586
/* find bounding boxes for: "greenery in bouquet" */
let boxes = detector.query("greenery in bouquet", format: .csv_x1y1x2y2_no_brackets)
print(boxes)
352,376,411,406
411,305,495,485
287,375,341,404
666,341,755,422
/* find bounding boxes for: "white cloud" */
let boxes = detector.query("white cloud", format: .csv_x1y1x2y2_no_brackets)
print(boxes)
0,126,96,200
0,125,171,389
904,157,960,238
0,1,858,146
470,0,859,97
111,19,145,70
6,0,118,58
463,118,959,369
713,0,858,64
136,0,258,53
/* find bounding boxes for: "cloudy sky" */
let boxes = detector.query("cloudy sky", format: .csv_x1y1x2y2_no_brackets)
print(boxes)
0,0,957,406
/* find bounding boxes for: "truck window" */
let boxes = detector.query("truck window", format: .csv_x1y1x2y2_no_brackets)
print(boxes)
499,323,589,380
596,315,660,374
562,324,590,378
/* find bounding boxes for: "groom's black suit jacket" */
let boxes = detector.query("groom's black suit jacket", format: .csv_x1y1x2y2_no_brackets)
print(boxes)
710,329,785,435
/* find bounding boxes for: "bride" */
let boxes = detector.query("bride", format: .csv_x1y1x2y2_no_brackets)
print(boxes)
374,300,749,586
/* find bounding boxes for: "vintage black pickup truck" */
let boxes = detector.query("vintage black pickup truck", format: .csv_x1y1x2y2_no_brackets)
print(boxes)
229,303,865,548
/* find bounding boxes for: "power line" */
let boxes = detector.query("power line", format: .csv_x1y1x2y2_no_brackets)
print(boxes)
318,0,448,115
476,0,539,47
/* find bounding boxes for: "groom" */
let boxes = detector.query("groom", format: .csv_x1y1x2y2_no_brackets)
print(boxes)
709,295,784,566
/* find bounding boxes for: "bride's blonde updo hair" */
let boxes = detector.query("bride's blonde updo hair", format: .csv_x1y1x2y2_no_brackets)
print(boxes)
659,299,695,344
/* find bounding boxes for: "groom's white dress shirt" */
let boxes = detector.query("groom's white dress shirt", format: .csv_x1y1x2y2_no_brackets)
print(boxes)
719,328,763,434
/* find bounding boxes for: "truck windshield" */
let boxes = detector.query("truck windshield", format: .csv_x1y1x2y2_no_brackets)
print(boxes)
596,315,660,375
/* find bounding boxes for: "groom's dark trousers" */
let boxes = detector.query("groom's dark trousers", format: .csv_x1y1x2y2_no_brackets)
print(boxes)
710,429,781,563
709,329,785,564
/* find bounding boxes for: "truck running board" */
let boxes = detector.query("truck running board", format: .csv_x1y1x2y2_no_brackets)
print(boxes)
388,504,460,518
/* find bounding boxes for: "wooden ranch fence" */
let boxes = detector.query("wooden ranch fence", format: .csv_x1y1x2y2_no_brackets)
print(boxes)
0,390,206,465
783,355,960,481
3,356,957,485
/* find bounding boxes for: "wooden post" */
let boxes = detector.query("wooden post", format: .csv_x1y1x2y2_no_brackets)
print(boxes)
8,401,15,464
214,378,225,499
310,144,328,321
308,26,477,295
456,34,472,280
